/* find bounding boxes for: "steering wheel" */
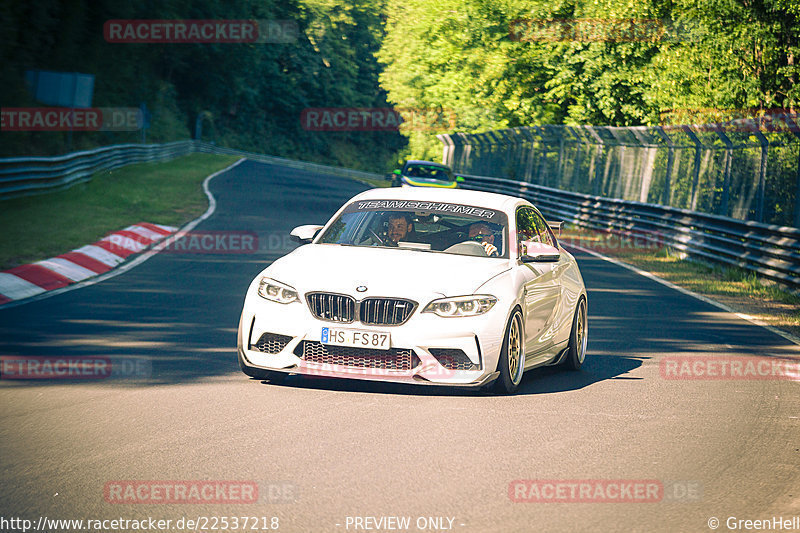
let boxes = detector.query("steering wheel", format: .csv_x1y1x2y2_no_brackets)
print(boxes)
444,240,495,257
368,228,389,246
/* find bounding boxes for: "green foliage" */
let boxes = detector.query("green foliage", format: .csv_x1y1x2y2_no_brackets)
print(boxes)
4,0,797,169
1,0,405,172
378,0,800,156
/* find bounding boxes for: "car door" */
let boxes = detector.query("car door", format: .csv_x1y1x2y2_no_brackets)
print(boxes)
516,207,562,361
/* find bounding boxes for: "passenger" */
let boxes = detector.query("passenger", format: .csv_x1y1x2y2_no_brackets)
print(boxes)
468,222,499,257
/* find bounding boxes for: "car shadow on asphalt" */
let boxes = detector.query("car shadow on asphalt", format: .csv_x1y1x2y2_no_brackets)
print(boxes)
248,353,647,397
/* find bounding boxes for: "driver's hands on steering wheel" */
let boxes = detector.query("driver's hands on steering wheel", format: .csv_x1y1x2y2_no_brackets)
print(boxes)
481,241,498,257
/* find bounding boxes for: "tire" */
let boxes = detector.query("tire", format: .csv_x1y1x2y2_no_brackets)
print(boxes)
563,297,587,371
493,309,525,394
238,351,287,382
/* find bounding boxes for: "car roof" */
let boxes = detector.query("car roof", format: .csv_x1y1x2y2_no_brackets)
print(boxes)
348,186,529,213
404,160,450,168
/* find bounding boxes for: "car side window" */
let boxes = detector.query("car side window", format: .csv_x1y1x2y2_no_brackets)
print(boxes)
531,211,556,247
516,207,538,255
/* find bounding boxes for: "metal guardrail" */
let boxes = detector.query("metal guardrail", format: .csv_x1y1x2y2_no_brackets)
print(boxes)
0,141,196,199
191,143,384,182
459,173,800,290
0,141,383,200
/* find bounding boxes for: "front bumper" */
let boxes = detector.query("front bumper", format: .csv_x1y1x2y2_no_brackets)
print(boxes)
237,295,506,387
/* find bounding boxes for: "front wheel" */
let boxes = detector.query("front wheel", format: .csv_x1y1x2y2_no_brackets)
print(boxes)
563,298,587,370
493,309,525,394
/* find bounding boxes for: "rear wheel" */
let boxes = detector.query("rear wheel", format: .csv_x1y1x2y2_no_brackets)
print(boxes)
563,297,587,370
493,309,525,394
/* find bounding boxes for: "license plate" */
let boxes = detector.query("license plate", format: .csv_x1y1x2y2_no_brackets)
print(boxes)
321,327,391,350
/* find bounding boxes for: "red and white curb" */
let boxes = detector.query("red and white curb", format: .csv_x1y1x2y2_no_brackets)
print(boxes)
0,222,176,305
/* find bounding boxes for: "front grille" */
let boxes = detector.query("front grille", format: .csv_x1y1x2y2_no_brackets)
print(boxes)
429,348,479,371
251,332,293,354
306,293,355,323
306,292,417,326
359,298,417,326
295,341,420,371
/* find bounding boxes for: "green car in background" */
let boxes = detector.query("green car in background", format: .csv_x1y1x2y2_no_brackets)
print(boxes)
388,160,465,188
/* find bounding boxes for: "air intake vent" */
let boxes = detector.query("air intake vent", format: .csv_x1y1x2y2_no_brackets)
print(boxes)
429,348,479,371
250,332,293,354
295,341,420,371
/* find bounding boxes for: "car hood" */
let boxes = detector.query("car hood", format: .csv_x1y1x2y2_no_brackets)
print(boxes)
263,243,509,300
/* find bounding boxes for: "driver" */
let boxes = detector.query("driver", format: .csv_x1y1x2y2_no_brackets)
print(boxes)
386,212,414,246
468,222,499,257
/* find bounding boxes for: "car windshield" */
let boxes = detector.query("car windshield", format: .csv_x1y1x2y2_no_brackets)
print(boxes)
317,199,508,258
404,164,453,181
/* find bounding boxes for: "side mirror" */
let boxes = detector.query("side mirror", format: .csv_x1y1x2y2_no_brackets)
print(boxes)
290,224,324,244
520,241,560,263
455,176,465,183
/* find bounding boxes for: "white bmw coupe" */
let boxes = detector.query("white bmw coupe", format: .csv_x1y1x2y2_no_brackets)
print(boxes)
237,187,587,394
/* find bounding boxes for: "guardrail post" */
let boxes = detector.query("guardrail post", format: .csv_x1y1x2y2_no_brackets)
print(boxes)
468,133,482,175
514,129,528,180
583,126,605,196
555,127,566,188
530,126,545,185
752,129,770,222
655,127,675,206
605,128,627,199
566,126,585,191
437,133,455,167
682,126,704,211
521,128,536,182
772,113,800,228
629,127,656,202
716,129,733,217
795,149,800,228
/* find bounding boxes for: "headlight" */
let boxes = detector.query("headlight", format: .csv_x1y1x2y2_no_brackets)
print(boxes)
422,295,497,317
257,277,299,304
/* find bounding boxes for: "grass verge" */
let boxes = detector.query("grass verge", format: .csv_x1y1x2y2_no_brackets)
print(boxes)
560,226,800,339
0,153,240,270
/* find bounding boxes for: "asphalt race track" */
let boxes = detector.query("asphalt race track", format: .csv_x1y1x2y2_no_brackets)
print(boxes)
1,160,799,533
